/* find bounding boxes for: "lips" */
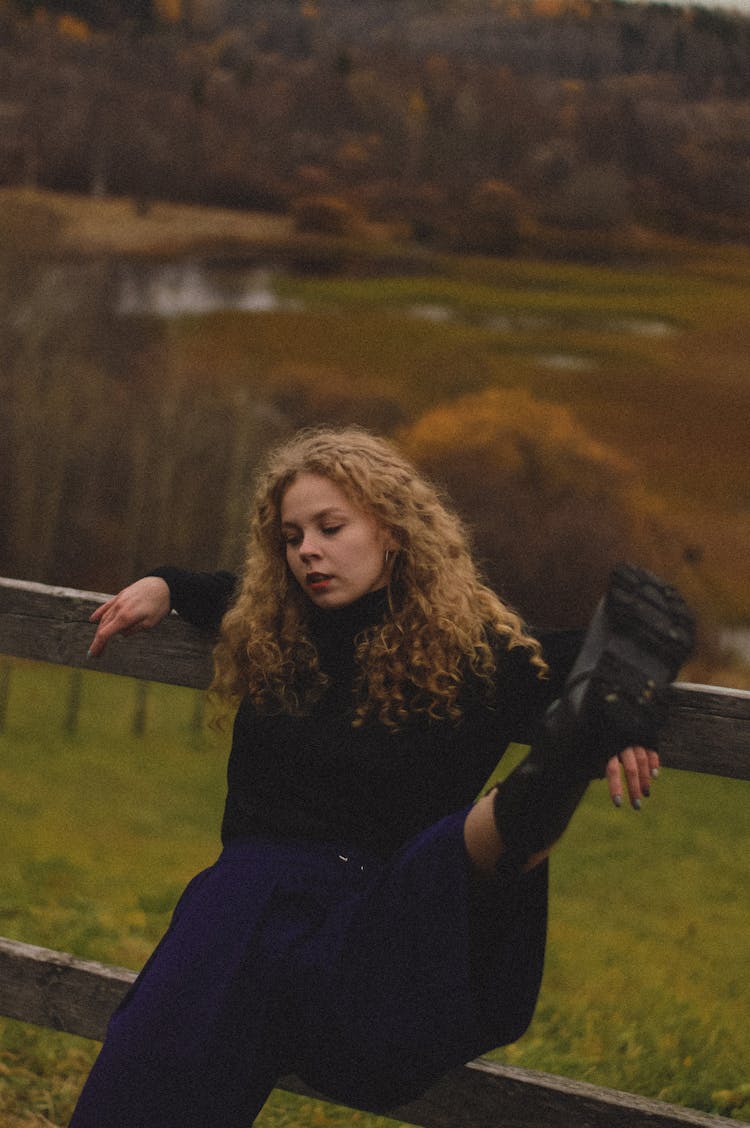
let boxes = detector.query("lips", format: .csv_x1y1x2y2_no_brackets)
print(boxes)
306,572,332,587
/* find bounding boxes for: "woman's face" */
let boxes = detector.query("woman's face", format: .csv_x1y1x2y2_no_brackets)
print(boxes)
280,473,395,610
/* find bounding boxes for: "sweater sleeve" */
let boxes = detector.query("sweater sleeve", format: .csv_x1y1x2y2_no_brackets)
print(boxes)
148,567,238,632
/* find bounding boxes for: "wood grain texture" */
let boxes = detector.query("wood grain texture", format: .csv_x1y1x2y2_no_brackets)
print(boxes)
0,936,135,1041
0,577,214,689
660,683,750,780
383,1059,747,1128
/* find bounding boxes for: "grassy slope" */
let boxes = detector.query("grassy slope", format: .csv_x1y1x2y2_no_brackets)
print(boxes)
1,663,749,1125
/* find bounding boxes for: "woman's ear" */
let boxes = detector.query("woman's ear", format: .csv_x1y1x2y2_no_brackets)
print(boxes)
384,529,401,555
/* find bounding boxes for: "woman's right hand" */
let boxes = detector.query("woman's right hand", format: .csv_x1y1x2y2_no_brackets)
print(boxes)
87,577,171,658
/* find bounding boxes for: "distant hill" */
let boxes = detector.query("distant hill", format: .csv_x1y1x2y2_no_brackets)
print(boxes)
9,0,750,76
1,0,749,247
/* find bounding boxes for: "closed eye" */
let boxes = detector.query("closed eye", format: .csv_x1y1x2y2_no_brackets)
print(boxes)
322,525,343,536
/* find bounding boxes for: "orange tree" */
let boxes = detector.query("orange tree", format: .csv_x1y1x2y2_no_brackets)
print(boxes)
399,386,679,628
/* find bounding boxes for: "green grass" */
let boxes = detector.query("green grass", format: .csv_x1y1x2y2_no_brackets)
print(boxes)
506,769,750,1114
1,661,749,1125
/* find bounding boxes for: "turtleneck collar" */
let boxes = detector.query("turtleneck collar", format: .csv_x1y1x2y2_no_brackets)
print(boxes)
306,587,390,686
308,585,390,644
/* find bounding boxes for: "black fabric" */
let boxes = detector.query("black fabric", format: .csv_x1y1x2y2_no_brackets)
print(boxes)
70,815,549,1126
149,566,236,632
70,568,572,1126
492,750,591,878
151,568,583,858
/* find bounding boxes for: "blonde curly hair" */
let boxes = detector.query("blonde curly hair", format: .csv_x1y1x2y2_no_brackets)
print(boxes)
212,425,546,729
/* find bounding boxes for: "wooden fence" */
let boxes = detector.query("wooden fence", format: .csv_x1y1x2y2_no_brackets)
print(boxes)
2,575,749,1128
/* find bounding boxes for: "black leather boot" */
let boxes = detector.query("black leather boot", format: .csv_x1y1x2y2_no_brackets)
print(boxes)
493,563,695,879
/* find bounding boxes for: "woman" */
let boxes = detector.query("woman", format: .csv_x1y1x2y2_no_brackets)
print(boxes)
72,426,693,1127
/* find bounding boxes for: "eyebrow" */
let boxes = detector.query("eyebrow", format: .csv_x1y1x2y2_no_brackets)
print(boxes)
280,507,347,530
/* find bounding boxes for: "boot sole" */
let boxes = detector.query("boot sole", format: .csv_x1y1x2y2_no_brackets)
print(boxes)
607,563,695,676
574,563,695,756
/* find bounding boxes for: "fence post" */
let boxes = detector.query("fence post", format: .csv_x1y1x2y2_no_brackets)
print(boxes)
190,690,205,736
0,659,10,731
64,667,84,736
132,680,149,737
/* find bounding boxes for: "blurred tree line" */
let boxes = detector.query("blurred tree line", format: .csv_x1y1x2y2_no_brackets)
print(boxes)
0,0,749,246
0,196,695,631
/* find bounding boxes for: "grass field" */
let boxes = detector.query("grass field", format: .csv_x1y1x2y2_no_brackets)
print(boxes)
1,661,749,1126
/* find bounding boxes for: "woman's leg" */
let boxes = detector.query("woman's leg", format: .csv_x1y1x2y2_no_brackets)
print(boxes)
70,1035,279,1128
464,790,552,877
466,564,694,881
69,848,295,1128
291,809,548,1113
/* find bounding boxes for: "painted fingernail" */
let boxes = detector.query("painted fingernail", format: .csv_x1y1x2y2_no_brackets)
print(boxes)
632,798,642,811
643,786,651,798
86,649,93,659
613,794,622,808
651,767,660,779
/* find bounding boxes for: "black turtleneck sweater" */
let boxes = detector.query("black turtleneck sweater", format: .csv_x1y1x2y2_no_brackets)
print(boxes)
151,568,582,858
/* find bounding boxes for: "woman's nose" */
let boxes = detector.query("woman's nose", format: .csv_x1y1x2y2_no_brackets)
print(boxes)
299,534,321,560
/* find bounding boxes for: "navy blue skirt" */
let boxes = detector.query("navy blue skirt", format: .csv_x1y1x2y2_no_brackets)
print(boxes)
70,807,548,1127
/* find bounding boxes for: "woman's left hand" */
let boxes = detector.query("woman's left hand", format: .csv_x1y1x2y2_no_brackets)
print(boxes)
606,746,659,810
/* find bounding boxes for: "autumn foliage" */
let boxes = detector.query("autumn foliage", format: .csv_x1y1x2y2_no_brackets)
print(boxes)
400,388,667,627
1,1,749,247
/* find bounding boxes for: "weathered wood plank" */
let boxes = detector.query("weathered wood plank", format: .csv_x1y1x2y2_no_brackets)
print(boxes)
0,936,135,1041
383,1059,748,1128
4,577,750,777
0,576,214,689
1,938,743,1128
660,683,750,781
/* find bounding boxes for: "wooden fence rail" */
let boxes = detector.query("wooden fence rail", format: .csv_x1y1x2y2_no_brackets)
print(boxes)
2,576,749,1128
